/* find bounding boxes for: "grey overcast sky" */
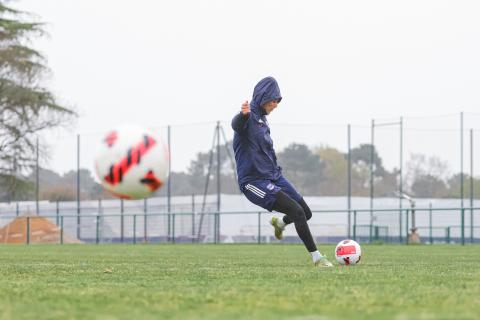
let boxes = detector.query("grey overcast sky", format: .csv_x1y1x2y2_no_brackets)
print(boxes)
14,0,480,174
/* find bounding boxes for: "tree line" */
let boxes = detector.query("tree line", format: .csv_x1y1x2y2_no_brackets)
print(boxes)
3,141,476,202
164,142,479,199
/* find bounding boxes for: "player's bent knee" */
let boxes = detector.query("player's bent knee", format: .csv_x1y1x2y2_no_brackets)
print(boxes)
291,205,307,223
298,198,312,221
305,210,312,221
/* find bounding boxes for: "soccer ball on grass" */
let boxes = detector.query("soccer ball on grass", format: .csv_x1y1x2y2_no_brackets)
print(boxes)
335,239,362,265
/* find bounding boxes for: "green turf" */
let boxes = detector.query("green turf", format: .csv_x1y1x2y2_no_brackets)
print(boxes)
0,244,479,320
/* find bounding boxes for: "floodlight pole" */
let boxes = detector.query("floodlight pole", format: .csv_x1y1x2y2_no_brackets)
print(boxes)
167,125,172,242
35,137,39,215
347,124,352,238
460,112,464,208
197,125,219,242
460,112,464,245
370,119,374,226
197,122,237,243
370,118,403,241
167,125,171,213
216,121,221,244
400,117,404,243
76,134,81,239
470,129,473,243
347,124,351,210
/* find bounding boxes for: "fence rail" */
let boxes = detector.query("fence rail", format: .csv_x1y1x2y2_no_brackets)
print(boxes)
0,206,478,245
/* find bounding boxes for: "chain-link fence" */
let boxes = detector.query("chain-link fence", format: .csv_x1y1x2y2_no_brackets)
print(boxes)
0,201,478,245
3,112,480,245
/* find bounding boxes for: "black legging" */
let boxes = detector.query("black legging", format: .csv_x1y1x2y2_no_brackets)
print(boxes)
272,191,317,252
282,197,312,224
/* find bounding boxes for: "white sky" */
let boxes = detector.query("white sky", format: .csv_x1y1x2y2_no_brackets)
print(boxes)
14,0,480,175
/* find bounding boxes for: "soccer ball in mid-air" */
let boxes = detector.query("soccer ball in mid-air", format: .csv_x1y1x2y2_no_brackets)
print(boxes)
94,124,169,200
335,239,362,265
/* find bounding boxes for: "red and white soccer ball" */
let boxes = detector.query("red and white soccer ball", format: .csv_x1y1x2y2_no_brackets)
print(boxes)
94,124,169,200
335,239,362,265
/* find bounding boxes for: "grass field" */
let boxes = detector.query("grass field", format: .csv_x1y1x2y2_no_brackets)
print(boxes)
0,244,479,320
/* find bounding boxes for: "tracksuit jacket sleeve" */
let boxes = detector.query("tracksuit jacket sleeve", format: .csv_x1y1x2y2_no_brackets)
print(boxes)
231,112,250,133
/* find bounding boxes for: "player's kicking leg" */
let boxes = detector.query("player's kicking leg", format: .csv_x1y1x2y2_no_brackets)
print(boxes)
272,191,333,267
271,214,332,267
243,181,332,267
271,198,314,241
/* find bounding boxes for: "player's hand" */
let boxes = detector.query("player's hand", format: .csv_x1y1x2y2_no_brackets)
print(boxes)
241,100,250,115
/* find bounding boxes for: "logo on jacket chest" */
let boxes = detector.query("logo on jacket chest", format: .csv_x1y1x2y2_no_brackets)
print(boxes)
258,118,269,126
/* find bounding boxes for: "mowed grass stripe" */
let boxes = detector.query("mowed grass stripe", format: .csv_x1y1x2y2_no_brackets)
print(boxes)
0,244,479,320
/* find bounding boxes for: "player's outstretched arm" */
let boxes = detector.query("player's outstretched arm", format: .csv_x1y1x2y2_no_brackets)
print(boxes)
231,100,250,133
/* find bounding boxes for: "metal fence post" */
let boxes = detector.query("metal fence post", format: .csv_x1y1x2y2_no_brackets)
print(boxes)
258,212,261,244
217,212,221,244
144,198,147,243
192,212,195,243
369,209,373,243
192,212,195,244
172,213,175,244
406,209,409,244
369,223,373,243
399,209,403,243
26,216,30,245
16,202,19,217
446,227,451,244
96,215,100,244
120,199,124,243
429,203,433,244
133,215,137,245
60,216,64,245
472,208,475,244
353,210,357,241
347,210,351,239
167,213,171,242
56,201,60,226
213,213,217,244
191,194,196,243
461,208,465,245
35,137,39,216
217,212,220,244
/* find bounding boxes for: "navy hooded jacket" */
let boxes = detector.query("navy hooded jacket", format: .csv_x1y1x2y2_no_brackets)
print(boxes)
232,77,283,187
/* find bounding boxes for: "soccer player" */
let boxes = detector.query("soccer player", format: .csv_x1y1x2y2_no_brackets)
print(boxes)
231,76,333,267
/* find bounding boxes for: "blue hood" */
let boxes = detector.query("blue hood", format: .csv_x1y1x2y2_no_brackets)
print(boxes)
250,77,282,115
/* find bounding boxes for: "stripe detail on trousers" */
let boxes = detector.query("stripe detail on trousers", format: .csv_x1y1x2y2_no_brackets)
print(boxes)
247,184,266,196
246,184,266,196
245,184,266,198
